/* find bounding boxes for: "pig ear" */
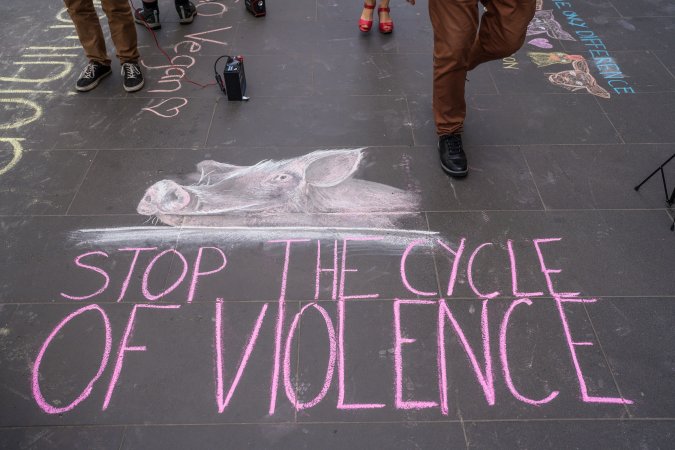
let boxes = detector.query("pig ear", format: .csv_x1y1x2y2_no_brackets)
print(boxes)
196,160,242,174
304,149,364,188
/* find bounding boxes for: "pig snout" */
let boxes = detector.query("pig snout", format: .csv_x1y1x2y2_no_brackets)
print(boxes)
137,180,192,216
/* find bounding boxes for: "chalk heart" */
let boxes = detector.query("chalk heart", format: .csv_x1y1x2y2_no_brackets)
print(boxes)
142,97,188,119
529,38,553,49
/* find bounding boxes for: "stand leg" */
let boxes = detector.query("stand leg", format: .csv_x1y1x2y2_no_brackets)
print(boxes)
634,166,661,191
635,167,661,191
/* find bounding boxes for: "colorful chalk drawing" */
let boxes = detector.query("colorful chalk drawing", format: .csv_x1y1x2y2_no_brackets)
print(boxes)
547,59,611,98
528,38,553,49
528,52,584,68
521,1,635,97
136,149,420,228
14,0,641,421
25,148,636,417
527,10,576,41
29,232,637,415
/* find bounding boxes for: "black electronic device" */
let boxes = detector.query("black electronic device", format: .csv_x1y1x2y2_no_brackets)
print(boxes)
245,0,266,16
214,55,248,101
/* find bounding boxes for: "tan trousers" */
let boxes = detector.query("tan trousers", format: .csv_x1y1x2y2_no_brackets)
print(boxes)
64,0,140,65
429,0,536,135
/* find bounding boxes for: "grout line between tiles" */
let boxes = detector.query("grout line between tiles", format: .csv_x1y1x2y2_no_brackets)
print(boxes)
63,149,98,216
592,95,626,145
520,146,547,211
2,417,675,430
650,50,675,81
117,426,128,450
203,97,219,147
4,295,675,307
581,301,633,419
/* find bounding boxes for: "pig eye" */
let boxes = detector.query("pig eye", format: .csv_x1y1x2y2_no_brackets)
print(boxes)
271,173,293,183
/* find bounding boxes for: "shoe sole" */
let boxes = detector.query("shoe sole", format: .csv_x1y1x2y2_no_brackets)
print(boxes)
440,161,468,177
75,69,111,92
123,78,145,93
134,18,161,30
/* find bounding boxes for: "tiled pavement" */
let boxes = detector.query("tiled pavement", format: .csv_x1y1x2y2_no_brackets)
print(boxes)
1,0,674,448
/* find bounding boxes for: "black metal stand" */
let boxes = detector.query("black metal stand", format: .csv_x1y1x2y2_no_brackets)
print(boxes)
634,153,675,231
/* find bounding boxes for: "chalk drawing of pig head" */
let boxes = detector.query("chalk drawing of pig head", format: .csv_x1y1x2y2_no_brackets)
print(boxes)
137,149,420,228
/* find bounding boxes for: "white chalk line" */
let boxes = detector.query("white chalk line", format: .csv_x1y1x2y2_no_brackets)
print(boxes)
77,226,438,236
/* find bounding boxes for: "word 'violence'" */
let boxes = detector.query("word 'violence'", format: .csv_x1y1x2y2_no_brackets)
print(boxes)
32,237,635,415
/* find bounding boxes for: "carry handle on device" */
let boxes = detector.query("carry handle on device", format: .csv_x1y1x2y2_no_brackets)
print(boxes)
214,55,249,101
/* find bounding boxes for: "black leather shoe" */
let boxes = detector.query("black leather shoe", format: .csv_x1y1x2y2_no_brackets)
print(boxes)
438,134,468,177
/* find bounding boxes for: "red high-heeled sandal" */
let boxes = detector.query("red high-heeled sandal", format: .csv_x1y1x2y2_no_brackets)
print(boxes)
358,2,376,32
378,6,393,34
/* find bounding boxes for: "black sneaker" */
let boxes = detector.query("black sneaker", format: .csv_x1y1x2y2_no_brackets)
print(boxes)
438,134,468,177
121,62,145,92
76,61,112,92
135,7,161,30
176,1,197,24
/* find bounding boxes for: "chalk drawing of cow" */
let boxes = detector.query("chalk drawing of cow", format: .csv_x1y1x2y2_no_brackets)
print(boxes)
527,10,576,41
137,149,420,228
547,59,611,98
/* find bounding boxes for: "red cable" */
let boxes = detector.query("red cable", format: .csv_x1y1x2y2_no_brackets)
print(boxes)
129,0,216,89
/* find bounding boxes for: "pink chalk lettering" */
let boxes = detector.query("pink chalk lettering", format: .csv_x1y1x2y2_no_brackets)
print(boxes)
467,243,500,299
533,238,580,297
215,299,268,412
141,249,189,301
195,1,227,16
555,297,633,404
116,248,157,303
32,304,112,414
437,238,466,296
283,303,337,410
187,247,227,303
163,67,186,79
400,240,438,297
267,239,310,415
438,299,495,415
315,240,339,301
394,299,439,409
142,97,188,119
141,55,196,71
102,304,180,410
337,299,385,409
507,240,544,298
173,40,202,54
184,26,233,46
500,298,559,405
339,237,383,300
149,79,182,94
60,251,110,301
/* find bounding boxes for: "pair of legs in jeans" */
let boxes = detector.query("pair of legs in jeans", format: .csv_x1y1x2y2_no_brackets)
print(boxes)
64,0,196,92
430,0,536,177
65,0,144,92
